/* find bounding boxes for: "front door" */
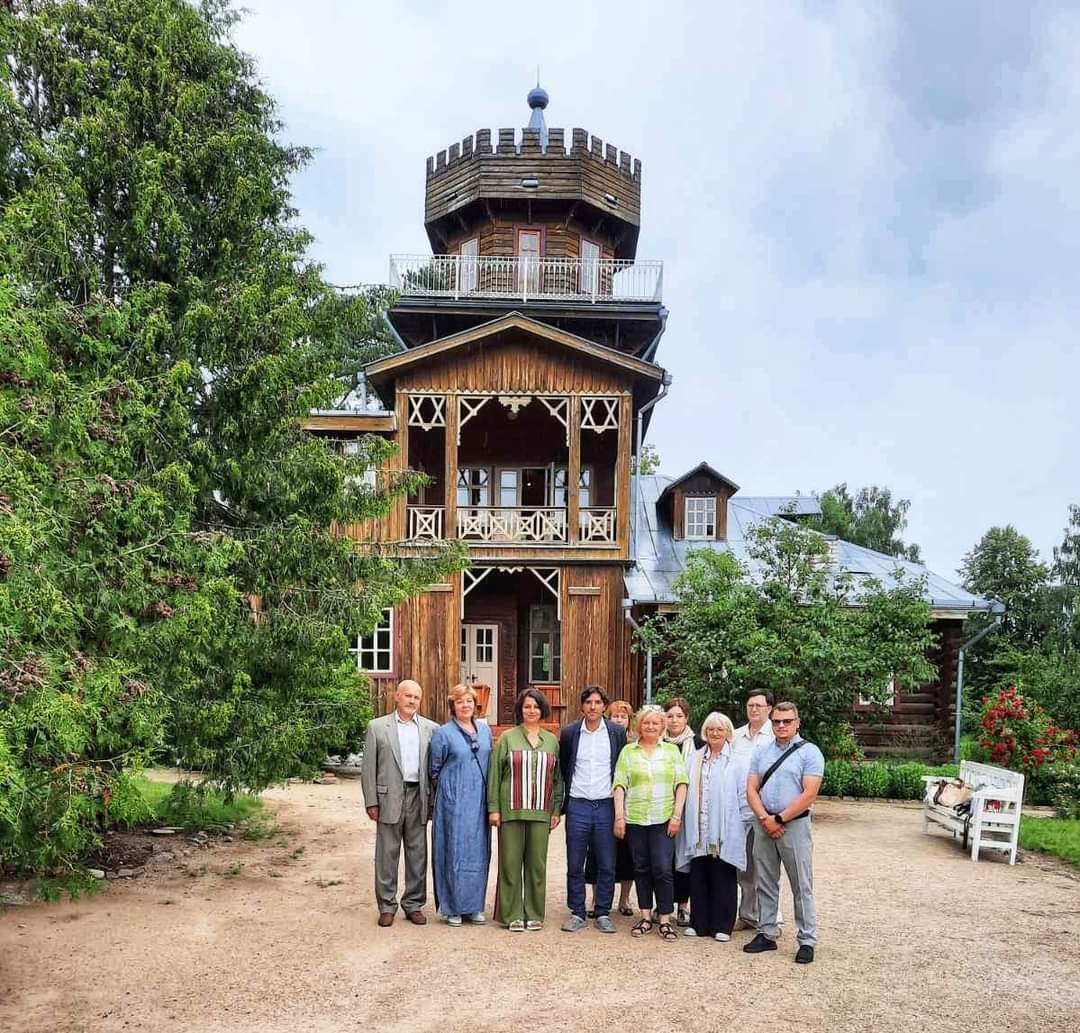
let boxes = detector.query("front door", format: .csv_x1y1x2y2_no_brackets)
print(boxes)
461,623,499,722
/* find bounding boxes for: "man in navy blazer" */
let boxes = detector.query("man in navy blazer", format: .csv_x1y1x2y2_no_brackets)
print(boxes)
559,685,628,933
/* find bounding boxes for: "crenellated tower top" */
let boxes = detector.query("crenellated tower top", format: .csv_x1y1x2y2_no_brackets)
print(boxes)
422,88,643,258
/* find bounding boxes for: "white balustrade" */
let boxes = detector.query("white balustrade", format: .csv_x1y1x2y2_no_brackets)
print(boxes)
389,254,663,303
456,507,568,544
407,506,444,540
579,507,617,544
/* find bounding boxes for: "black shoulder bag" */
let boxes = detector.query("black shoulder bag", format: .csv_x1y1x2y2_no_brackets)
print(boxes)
757,741,811,823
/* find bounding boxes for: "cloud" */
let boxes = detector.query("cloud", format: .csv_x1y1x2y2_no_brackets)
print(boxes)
233,0,1078,575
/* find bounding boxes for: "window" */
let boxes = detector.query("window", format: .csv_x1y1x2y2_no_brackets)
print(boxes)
349,607,393,674
336,438,377,488
459,237,478,292
457,467,489,508
857,677,898,709
553,466,591,508
580,238,601,295
529,605,561,683
498,469,520,507
685,496,717,539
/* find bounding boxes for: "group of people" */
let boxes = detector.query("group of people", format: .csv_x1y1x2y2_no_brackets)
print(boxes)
360,678,824,963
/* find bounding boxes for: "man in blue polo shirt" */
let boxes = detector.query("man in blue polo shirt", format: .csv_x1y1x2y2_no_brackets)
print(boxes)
743,701,825,964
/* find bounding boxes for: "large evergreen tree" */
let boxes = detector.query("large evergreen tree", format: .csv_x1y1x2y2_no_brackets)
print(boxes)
0,0,461,876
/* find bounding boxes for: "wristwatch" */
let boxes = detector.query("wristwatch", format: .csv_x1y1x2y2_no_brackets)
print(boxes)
772,813,786,826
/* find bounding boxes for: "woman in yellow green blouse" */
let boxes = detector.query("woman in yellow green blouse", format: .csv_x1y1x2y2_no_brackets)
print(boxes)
613,704,689,942
488,688,564,932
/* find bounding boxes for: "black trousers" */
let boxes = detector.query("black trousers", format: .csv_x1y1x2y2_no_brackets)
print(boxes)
688,855,738,937
626,823,675,915
674,866,691,907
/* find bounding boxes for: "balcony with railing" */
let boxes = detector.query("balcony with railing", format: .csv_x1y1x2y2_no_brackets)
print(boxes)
405,505,618,546
389,254,663,304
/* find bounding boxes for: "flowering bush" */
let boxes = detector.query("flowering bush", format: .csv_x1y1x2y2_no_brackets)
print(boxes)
977,686,1079,780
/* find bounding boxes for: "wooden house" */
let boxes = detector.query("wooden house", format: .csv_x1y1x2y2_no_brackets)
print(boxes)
306,88,1001,757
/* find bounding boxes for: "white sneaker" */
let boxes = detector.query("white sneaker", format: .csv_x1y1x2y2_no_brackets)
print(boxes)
468,912,486,924
683,927,698,937
446,914,462,927
714,932,731,942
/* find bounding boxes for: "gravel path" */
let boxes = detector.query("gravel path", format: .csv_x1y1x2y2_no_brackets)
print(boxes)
2,777,1078,1033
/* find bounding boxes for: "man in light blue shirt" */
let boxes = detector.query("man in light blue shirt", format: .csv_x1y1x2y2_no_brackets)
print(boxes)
743,701,824,964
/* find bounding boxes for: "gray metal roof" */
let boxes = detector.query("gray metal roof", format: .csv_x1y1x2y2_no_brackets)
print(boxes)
627,474,1003,615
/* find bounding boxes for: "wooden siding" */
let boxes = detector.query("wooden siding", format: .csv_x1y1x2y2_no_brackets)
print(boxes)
445,213,619,262
424,130,642,231
559,565,626,722
853,619,964,761
393,574,462,723
396,333,636,395
463,594,518,726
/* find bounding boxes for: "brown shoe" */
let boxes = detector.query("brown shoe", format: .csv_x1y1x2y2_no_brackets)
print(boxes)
378,912,395,927
405,910,427,925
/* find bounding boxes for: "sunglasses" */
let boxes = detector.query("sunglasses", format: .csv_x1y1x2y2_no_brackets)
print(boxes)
771,717,797,726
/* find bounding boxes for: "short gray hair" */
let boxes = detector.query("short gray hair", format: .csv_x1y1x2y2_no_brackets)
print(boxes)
701,711,734,740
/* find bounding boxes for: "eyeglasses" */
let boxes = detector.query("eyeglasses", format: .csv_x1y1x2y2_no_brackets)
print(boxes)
771,717,796,726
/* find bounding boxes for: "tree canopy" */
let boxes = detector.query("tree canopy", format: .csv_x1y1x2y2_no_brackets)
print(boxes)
1,0,462,879
638,518,936,752
808,483,922,562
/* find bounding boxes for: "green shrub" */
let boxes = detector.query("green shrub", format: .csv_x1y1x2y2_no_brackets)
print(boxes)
1048,764,1080,820
822,759,857,797
853,760,891,798
887,762,928,800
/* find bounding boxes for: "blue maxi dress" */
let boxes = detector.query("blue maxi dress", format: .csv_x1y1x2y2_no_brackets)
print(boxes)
429,718,493,917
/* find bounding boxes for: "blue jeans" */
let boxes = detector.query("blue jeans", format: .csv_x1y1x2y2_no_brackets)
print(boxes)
565,797,616,918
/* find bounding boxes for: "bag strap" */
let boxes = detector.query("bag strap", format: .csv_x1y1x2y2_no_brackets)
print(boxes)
758,740,808,791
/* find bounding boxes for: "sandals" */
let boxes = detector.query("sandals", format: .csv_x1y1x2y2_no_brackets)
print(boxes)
618,906,635,917
525,920,543,931
631,918,654,938
676,908,691,927
658,921,679,942
508,920,525,932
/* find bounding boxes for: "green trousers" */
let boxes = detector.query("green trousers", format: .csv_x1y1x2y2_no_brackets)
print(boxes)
496,819,551,924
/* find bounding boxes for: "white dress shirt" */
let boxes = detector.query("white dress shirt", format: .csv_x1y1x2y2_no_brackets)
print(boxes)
395,713,421,783
570,721,612,800
731,720,774,758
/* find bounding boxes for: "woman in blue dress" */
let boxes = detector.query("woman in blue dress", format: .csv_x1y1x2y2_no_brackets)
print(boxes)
428,682,494,926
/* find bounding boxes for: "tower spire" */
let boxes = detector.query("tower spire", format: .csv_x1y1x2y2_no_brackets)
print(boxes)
527,79,549,150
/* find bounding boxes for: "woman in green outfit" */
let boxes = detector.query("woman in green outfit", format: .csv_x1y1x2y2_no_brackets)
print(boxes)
488,688,564,932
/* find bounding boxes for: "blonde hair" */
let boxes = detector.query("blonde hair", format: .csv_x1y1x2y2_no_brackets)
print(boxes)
608,699,633,719
635,704,666,738
447,683,477,714
701,711,735,741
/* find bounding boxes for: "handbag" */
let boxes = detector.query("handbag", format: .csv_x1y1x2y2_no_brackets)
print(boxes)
932,778,973,809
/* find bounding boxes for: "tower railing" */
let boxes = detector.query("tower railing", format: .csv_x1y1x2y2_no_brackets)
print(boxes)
389,254,663,304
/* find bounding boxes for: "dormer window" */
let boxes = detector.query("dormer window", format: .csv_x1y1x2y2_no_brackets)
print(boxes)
685,496,717,539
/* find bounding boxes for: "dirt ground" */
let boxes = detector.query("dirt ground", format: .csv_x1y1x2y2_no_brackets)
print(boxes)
2,774,1079,1033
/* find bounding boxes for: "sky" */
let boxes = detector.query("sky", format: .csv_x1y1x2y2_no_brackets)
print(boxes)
233,0,1078,579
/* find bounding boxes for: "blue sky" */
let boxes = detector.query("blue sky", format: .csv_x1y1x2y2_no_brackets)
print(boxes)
235,0,1078,578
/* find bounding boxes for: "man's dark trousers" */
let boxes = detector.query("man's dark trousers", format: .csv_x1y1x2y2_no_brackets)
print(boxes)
566,797,616,918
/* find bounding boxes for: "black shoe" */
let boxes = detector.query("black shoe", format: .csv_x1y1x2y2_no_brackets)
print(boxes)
743,933,778,954
795,945,815,964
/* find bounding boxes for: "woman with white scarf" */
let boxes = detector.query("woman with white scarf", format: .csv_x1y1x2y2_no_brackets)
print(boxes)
674,712,747,942
663,697,703,926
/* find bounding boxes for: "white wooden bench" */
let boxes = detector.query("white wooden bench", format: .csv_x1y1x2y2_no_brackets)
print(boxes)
921,760,1024,864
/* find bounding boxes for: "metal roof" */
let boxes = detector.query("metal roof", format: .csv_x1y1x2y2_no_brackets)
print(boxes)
626,474,1003,615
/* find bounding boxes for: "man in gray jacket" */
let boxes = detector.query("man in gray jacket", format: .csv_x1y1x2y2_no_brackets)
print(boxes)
360,680,438,927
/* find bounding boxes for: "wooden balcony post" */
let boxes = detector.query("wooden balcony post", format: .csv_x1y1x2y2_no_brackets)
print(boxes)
568,396,581,544
393,390,409,541
445,392,458,539
617,393,632,555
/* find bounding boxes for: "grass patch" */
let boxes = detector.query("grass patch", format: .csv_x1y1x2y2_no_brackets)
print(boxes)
133,777,268,834
1019,816,1080,869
